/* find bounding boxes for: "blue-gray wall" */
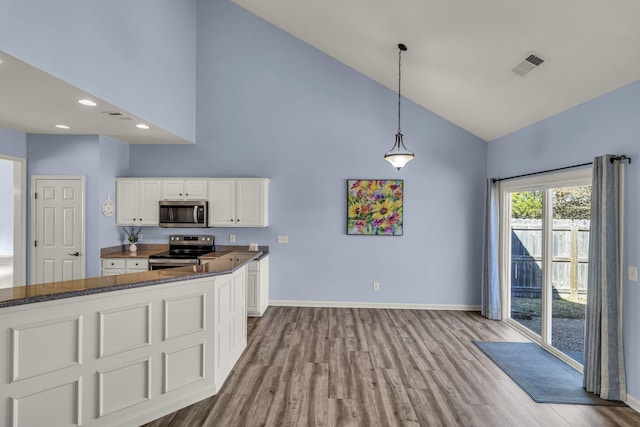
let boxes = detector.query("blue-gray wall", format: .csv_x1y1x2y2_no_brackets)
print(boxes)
4,0,639,402
0,0,197,143
99,136,130,248
488,79,640,399
27,134,131,278
129,0,487,306
0,128,27,158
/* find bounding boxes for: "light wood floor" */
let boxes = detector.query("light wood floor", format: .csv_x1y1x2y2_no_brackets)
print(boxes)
144,307,640,426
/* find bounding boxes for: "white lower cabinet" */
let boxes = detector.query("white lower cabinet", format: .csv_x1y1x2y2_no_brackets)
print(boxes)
247,255,269,317
101,258,149,276
0,269,247,427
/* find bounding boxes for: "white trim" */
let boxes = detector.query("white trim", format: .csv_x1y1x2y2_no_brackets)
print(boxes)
13,158,26,286
270,300,480,311
0,155,26,286
626,393,640,413
499,167,592,356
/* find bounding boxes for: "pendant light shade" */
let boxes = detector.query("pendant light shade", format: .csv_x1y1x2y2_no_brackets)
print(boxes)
384,43,414,170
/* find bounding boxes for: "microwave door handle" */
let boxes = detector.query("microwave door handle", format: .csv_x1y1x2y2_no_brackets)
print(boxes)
193,206,198,224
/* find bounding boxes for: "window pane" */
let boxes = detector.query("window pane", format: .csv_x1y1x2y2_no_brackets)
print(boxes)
510,191,542,336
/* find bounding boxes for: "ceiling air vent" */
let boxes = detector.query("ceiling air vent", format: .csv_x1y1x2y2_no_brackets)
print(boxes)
510,52,548,77
102,111,134,120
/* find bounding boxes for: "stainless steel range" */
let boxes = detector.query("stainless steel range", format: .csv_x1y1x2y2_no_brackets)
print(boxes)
148,235,215,270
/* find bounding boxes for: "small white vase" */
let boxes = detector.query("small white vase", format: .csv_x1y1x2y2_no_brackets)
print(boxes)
129,243,137,253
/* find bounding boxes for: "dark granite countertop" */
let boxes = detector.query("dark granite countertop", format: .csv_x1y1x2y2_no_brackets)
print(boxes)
100,244,269,260
0,251,263,309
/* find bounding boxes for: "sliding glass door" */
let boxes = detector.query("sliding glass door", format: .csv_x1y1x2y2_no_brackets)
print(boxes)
501,169,591,368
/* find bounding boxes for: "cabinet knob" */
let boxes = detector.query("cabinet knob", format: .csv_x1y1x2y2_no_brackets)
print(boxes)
179,193,183,196
139,218,142,221
186,193,189,196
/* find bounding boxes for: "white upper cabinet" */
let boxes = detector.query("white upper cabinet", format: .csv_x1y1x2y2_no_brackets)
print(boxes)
116,177,268,228
116,179,161,226
208,179,235,226
162,179,207,200
208,178,269,227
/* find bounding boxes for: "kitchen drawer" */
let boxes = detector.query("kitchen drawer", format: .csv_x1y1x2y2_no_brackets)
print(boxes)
126,259,148,270
102,259,125,269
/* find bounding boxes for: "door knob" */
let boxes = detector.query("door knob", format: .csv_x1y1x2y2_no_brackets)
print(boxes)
68,252,80,256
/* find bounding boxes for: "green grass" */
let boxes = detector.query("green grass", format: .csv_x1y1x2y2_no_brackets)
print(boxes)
511,296,586,319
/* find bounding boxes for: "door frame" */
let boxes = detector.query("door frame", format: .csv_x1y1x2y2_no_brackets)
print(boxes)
30,175,86,284
0,154,27,286
499,167,591,371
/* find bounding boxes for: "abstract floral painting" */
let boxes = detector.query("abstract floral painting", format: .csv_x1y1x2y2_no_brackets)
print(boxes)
347,179,404,235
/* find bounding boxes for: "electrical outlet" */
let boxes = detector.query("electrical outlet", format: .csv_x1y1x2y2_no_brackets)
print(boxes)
629,266,638,282
373,282,380,291
277,235,288,244
229,234,236,243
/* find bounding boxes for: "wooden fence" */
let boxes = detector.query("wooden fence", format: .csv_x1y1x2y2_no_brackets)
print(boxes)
511,219,589,300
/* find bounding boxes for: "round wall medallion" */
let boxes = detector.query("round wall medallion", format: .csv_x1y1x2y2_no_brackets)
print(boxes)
102,196,114,217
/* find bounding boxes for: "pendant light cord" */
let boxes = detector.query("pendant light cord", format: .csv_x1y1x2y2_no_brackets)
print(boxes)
397,47,402,133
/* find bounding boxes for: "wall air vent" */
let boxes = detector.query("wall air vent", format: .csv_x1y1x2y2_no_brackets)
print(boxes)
102,111,134,120
510,52,548,77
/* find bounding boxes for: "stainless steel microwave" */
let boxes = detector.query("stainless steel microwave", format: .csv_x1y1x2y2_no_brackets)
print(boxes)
159,200,208,228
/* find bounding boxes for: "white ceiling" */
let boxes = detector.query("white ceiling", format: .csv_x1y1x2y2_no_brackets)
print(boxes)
0,52,190,145
232,0,640,141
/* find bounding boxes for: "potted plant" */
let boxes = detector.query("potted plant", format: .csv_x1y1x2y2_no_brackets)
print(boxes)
123,226,142,253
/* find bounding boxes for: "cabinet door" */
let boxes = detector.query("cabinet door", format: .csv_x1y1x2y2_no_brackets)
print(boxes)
232,268,247,350
138,180,161,225
246,271,258,314
208,180,235,226
116,180,139,225
184,180,207,200
236,179,267,227
162,180,184,199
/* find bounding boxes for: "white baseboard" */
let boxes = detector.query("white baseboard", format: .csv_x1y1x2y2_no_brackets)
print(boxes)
626,393,640,413
269,299,480,311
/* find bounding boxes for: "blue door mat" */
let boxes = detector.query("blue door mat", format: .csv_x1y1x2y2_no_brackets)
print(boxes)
473,341,626,406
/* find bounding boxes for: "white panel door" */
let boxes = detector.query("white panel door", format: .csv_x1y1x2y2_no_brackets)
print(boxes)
236,180,263,226
33,178,84,284
139,180,161,225
207,180,235,226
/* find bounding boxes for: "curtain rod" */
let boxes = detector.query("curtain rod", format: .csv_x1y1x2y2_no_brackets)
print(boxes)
492,155,631,183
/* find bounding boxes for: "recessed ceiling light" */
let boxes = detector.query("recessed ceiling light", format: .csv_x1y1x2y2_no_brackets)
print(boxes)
55,124,70,129
136,123,150,130
78,99,97,106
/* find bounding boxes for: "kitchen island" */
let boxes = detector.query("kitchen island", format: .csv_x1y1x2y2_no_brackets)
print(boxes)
0,251,261,427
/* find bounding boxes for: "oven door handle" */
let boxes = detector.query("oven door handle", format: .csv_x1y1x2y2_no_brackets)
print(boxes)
193,206,198,224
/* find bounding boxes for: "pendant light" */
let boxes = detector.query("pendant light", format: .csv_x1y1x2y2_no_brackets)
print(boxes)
384,43,415,170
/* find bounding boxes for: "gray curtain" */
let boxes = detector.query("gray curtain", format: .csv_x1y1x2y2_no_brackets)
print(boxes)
583,155,626,401
481,179,501,320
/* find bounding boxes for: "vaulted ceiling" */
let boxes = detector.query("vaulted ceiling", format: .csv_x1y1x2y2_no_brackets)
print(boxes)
232,0,640,141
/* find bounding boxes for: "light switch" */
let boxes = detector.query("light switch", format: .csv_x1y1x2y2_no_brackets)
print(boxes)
277,235,288,244
629,266,638,282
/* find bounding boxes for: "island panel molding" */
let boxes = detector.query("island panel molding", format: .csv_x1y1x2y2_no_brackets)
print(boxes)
0,268,247,426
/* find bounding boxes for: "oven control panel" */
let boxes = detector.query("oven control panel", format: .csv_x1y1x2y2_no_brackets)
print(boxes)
170,235,214,244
